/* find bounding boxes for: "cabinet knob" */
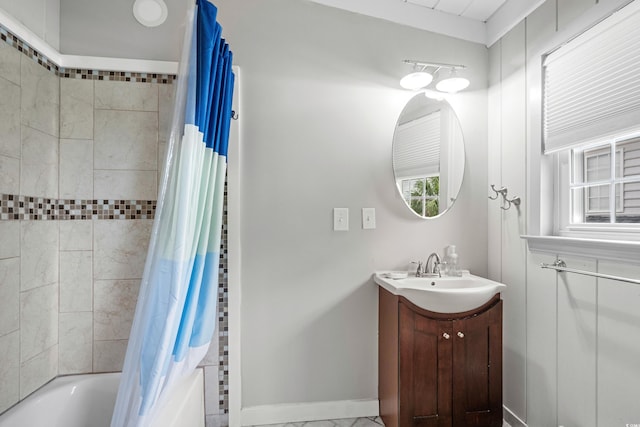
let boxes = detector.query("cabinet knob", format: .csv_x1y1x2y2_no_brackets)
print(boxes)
442,333,450,340
457,332,464,338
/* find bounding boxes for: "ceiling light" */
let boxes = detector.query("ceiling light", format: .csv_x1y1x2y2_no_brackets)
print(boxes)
435,69,470,93
133,0,168,27
400,60,470,94
400,71,434,90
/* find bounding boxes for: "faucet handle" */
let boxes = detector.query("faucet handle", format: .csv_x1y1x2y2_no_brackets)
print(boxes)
410,261,424,277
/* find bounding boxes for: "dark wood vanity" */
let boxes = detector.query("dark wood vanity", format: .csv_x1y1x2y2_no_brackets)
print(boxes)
379,287,503,427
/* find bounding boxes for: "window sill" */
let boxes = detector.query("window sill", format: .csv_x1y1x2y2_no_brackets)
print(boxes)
521,235,640,264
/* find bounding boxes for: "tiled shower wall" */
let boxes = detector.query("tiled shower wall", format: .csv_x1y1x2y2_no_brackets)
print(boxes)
0,26,228,425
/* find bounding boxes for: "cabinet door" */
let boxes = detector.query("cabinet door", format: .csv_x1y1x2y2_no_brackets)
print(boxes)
399,303,453,427
452,300,503,427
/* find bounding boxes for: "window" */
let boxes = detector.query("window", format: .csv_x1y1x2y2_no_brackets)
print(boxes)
542,1,640,240
400,176,440,217
567,137,640,226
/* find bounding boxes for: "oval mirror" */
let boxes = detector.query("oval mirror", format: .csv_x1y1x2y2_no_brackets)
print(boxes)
392,93,465,218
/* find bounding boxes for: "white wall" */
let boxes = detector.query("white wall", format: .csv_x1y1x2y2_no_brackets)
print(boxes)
0,0,59,49
215,0,488,415
489,0,640,425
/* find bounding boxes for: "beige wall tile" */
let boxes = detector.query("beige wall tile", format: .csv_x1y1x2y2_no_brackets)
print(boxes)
95,80,158,111
20,344,57,399
204,365,220,416
0,154,19,194
93,339,128,373
94,279,139,341
0,331,19,413
0,258,20,336
94,110,158,170
0,221,20,259
21,125,59,198
60,79,94,139
94,170,157,200
0,41,21,86
60,251,92,312
20,57,59,137
59,312,93,375
20,283,58,362
59,220,93,251
158,140,168,186
59,138,93,199
158,83,175,142
20,220,58,292
0,77,21,158
93,220,152,280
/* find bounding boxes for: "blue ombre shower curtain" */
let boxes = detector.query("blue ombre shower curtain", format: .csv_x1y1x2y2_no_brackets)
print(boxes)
110,1,234,425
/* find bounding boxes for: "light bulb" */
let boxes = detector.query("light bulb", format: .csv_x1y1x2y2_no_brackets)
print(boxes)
436,76,470,93
400,71,433,90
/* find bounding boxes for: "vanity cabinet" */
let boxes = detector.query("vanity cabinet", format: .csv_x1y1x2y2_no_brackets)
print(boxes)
379,287,503,427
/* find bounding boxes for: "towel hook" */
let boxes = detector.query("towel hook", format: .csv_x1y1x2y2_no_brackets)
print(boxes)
489,184,507,200
489,184,521,211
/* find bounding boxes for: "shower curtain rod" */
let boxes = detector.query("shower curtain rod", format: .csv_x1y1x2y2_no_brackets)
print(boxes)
540,259,640,285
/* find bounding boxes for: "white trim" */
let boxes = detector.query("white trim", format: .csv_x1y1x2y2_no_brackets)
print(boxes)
522,235,640,265
240,399,380,426
485,0,547,47
0,7,178,74
227,66,242,427
306,0,485,45
0,6,62,64
61,55,178,74
503,405,527,427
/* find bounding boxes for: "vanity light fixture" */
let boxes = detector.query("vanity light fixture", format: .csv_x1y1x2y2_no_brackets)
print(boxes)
133,0,168,27
436,68,470,93
401,60,469,94
400,62,434,90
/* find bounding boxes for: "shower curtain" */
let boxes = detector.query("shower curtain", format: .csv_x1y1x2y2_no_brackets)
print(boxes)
110,1,234,425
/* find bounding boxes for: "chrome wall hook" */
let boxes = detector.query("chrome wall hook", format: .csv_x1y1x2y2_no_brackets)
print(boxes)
488,184,507,200
489,184,521,211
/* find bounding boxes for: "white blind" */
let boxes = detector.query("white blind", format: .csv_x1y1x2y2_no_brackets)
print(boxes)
543,1,640,153
393,111,440,179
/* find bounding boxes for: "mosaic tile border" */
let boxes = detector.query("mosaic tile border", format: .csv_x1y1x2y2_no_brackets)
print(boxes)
217,184,229,413
0,23,175,83
0,194,156,220
59,68,176,83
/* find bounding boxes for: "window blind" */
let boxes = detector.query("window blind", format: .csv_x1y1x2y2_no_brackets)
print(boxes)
393,111,440,179
543,1,640,154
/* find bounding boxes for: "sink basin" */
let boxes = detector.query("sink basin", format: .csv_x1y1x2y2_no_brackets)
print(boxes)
374,271,506,313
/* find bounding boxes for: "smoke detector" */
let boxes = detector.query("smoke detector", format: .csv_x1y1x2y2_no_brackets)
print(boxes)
133,0,168,27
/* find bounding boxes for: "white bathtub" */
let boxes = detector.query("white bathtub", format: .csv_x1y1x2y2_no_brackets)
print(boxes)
0,370,205,427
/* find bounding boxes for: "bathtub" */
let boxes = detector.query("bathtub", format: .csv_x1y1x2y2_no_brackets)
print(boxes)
0,369,204,427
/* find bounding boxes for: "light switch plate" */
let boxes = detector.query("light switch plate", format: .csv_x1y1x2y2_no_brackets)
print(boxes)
333,208,349,231
362,207,376,229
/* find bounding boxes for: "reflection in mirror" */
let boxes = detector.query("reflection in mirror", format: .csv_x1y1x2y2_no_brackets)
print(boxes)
392,93,465,218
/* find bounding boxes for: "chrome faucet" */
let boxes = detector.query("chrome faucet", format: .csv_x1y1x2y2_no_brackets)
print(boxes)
425,252,442,277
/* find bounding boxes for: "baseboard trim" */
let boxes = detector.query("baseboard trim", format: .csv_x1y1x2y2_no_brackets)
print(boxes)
503,405,527,427
240,399,379,426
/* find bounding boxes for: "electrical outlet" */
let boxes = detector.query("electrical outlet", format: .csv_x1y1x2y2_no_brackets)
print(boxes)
333,208,349,231
362,207,376,229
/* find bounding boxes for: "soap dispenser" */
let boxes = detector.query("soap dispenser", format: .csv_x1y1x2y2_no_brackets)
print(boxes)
444,245,461,277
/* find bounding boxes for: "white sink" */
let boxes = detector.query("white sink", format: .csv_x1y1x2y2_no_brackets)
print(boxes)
374,271,506,313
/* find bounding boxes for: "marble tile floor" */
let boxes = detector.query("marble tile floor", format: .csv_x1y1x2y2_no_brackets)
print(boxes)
250,417,512,427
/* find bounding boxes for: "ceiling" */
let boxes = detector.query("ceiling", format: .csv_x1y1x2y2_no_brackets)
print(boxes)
52,0,544,62
402,0,509,21
307,0,546,46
